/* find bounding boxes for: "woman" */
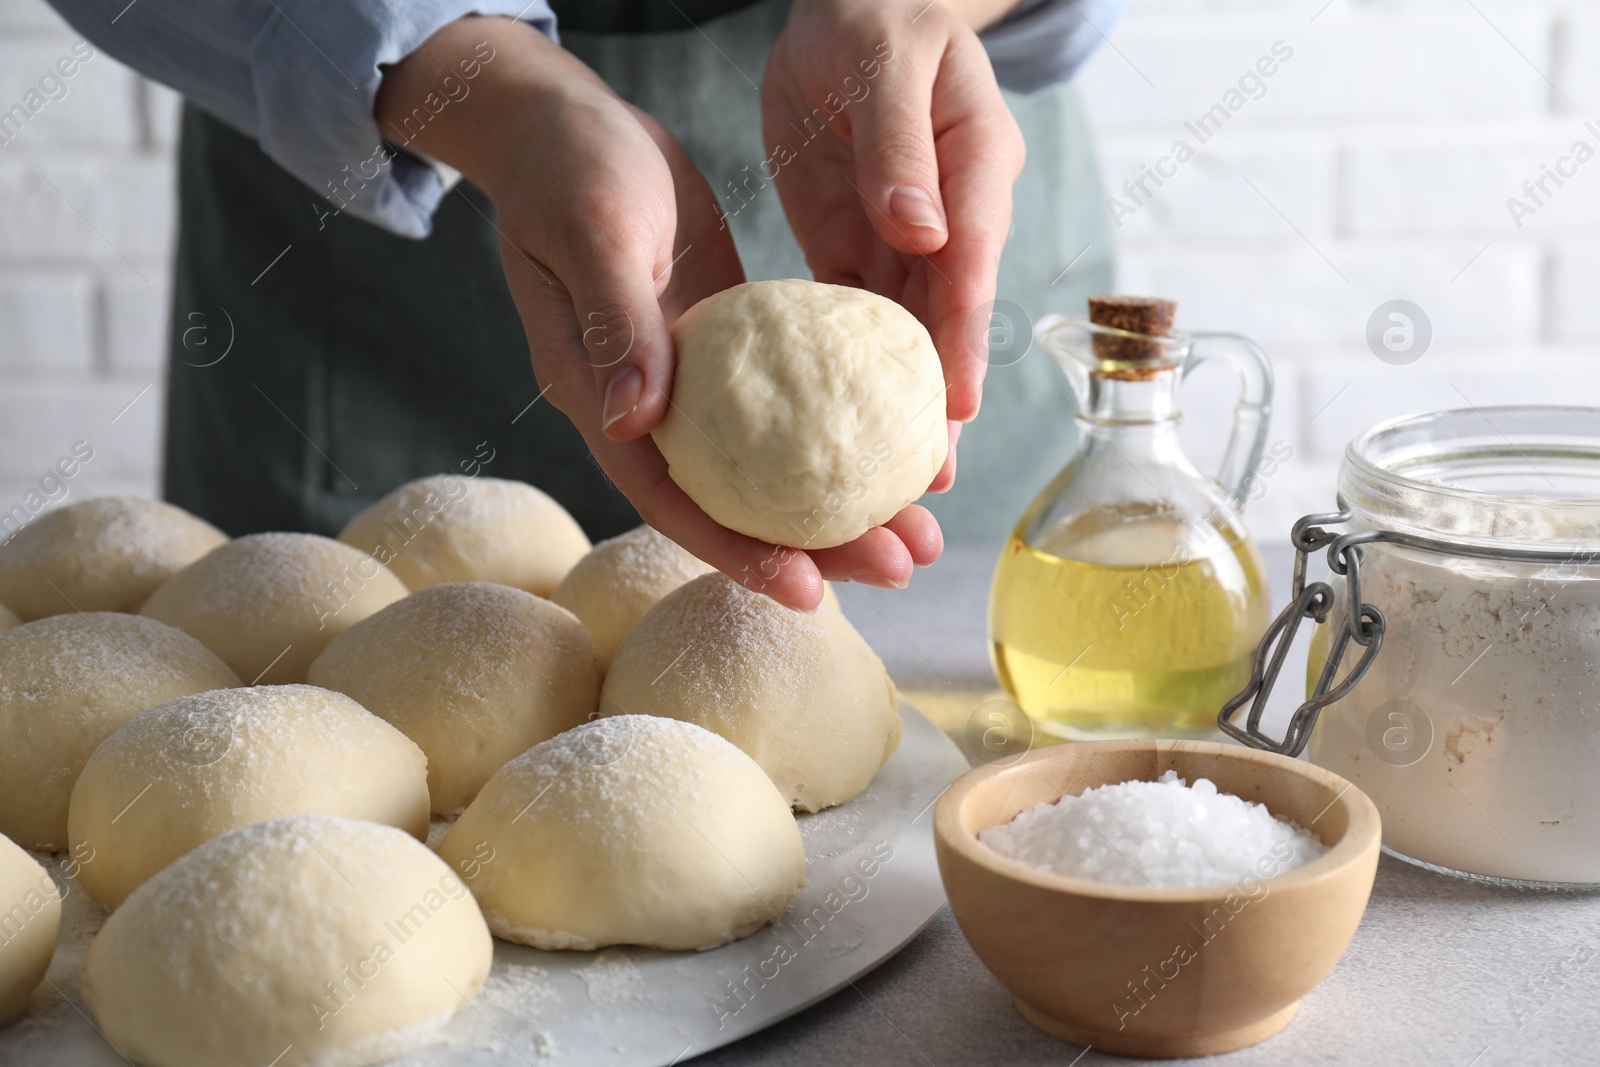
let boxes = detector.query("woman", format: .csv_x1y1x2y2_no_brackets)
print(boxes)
49,0,1119,609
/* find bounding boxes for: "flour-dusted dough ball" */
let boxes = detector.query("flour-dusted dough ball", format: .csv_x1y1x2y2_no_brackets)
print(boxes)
339,475,590,596
0,832,60,1025
68,685,429,909
550,526,844,670
0,602,17,633
440,716,803,951
0,614,240,850
83,815,491,1067
653,280,948,549
601,573,901,811
549,525,715,670
308,582,599,814
0,497,226,621
141,532,407,686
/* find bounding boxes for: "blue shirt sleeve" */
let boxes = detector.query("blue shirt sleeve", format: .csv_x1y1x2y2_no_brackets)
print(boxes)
980,0,1127,94
45,0,558,237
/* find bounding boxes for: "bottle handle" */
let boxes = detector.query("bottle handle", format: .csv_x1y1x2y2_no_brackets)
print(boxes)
1181,331,1274,510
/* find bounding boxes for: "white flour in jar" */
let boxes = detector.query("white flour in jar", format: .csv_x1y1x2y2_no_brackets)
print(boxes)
1307,546,1600,884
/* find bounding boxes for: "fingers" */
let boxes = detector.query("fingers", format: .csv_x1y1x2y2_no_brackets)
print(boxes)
928,419,960,493
506,246,940,607
631,455,831,612
628,107,747,323
808,503,944,587
847,34,948,257
500,241,826,613
884,505,943,567
587,437,830,612
809,526,914,588
554,234,676,442
515,105,678,443
923,34,1025,424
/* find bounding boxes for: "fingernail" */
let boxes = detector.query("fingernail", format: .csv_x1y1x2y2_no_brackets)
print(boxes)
601,365,643,432
890,185,945,233
850,573,909,590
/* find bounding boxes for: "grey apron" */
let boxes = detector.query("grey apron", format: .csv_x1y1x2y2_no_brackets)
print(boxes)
164,0,1111,543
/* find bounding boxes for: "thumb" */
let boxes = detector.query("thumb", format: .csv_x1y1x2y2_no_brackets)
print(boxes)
558,241,675,442
850,66,946,255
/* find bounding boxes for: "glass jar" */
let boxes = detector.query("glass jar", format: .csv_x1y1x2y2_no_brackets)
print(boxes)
1223,406,1600,888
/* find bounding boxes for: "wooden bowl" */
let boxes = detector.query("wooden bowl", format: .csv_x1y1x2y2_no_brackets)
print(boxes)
934,739,1380,1058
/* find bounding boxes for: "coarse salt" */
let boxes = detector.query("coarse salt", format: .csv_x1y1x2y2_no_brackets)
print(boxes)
978,770,1327,888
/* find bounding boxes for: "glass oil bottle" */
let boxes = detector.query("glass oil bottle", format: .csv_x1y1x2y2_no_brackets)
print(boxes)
988,296,1275,740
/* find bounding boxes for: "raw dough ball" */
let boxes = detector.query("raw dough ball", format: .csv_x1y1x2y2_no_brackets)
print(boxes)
339,475,590,596
0,832,60,1025
653,280,948,549
308,582,599,814
0,497,226,620
549,525,716,670
141,532,407,686
439,716,803,951
69,685,430,909
600,573,901,812
551,527,842,669
82,815,492,1067
0,602,17,633
0,614,240,850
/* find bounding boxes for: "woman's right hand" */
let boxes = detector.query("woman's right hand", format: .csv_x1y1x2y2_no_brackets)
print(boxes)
377,16,941,610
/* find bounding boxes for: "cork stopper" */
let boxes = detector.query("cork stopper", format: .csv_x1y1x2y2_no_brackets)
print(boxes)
1088,295,1177,361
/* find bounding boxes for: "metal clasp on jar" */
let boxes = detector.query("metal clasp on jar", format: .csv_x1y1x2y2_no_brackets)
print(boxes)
1218,501,1600,756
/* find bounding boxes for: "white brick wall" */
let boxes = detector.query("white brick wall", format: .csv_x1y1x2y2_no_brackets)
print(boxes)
1078,0,1599,546
0,0,167,515
0,0,1593,548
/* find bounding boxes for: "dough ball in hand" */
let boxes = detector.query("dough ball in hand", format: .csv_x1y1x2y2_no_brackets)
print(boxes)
652,280,948,549
0,497,226,620
140,532,407,686
308,582,600,814
68,684,430,909
0,832,60,1025
82,815,492,1067
339,475,590,596
549,524,716,670
601,573,901,812
439,716,803,951
0,613,239,850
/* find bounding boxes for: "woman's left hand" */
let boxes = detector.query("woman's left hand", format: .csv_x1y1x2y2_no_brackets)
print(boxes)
762,0,1027,493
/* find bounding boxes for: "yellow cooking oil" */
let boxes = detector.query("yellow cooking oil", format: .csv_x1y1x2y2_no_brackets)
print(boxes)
989,508,1271,740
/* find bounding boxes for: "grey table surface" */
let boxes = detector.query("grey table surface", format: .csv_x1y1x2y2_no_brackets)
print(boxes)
695,543,1600,1067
